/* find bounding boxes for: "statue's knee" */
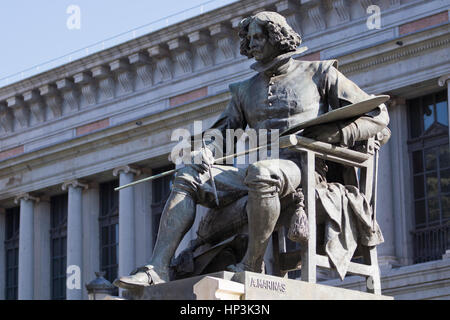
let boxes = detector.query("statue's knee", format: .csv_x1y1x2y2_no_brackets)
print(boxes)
245,162,280,195
246,162,272,180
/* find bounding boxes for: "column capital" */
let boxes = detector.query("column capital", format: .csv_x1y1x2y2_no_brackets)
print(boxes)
14,193,40,204
438,74,450,87
113,165,141,177
62,179,89,191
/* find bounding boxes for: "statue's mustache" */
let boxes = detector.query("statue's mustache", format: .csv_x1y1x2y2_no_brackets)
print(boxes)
250,48,261,56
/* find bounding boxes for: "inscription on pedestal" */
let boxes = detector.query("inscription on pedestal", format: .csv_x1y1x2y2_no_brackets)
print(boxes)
249,276,286,294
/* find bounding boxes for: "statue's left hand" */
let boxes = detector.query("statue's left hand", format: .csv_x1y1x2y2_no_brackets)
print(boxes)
302,123,341,144
190,147,215,173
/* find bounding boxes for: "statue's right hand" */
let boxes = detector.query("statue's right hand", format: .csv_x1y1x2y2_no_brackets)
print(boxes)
189,147,215,173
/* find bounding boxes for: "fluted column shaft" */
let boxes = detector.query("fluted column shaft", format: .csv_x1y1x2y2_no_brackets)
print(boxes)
113,166,141,278
63,180,88,300
16,193,39,300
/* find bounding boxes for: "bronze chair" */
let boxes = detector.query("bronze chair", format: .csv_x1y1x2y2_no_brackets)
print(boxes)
271,133,389,295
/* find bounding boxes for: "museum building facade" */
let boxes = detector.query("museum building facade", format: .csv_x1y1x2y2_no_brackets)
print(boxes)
0,0,449,300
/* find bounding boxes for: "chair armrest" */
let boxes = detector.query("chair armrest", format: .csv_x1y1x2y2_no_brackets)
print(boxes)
286,135,371,167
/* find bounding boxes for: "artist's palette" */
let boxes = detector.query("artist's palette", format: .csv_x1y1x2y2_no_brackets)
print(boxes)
281,95,390,136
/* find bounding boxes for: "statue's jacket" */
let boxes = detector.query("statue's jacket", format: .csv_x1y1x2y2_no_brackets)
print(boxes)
202,52,388,278
211,52,389,156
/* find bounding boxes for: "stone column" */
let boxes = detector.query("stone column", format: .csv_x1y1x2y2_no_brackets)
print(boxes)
375,112,398,269
15,193,39,300
388,97,415,266
33,198,51,299
62,180,88,300
438,74,450,140
113,166,141,278
0,208,5,300
82,183,100,300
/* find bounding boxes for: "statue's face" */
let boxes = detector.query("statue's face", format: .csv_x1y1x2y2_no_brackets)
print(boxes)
247,21,279,63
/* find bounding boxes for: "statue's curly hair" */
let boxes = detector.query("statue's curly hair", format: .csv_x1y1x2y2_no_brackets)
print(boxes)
238,11,302,58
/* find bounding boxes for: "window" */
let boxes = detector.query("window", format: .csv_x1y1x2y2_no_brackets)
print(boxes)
99,180,119,291
50,194,68,300
151,165,175,247
4,207,19,300
408,90,449,263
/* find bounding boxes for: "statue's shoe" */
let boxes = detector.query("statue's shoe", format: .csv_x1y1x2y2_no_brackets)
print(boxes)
226,262,246,273
113,265,165,289
226,261,265,273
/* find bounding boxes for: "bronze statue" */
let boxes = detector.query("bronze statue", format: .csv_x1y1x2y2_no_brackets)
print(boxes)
114,11,389,289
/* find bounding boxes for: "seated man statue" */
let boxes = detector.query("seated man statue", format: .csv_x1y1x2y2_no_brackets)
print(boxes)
115,11,389,288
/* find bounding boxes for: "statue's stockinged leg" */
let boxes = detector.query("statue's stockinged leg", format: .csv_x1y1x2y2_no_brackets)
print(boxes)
114,191,196,288
240,192,281,272
227,159,302,273
228,160,295,273
149,191,196,276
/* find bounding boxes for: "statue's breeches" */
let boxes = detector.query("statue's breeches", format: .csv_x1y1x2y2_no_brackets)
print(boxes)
172,159,302,208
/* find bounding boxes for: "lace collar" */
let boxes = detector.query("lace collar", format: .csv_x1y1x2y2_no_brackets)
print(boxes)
250,47,308,75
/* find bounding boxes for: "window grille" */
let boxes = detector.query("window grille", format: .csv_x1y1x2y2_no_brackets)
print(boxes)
50,194,68,300
4,207,19,300
151,165,175,248
99,180,119,294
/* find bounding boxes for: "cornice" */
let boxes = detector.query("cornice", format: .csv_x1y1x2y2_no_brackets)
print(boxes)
0,96,230,201
0,0,276,99
0,54,251,155
339,31,450,75
0,91,230,174
0,0,448,158
0,0,447,141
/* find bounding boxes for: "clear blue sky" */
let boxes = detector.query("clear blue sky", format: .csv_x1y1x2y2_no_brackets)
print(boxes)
0,0,238,85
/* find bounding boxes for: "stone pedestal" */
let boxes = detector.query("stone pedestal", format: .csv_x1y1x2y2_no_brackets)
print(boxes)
121,271,393,300
194,276,244,300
